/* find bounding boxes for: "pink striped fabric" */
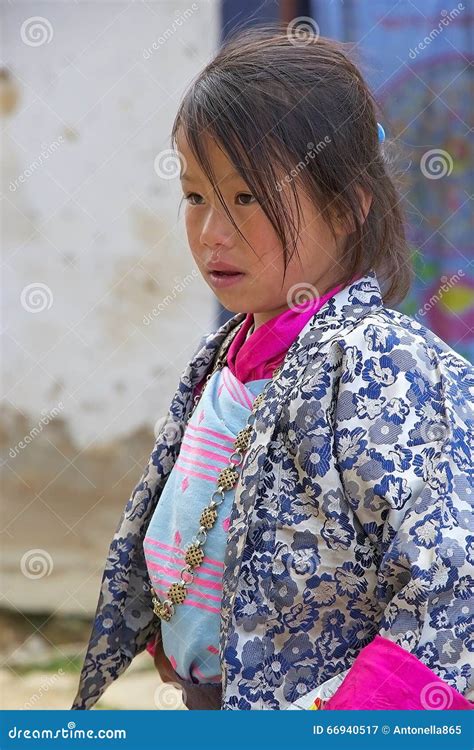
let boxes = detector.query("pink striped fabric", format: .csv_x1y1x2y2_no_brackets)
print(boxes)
143,365,267,681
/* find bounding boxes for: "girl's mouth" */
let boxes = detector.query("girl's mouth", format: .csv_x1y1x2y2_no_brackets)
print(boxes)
208,270,245,288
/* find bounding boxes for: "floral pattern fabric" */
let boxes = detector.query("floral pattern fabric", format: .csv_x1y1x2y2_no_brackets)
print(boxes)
71,269,474,710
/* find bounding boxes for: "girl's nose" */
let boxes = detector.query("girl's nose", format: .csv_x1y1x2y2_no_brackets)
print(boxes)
199,205,234,248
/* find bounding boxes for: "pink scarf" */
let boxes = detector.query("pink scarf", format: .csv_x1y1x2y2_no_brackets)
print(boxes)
323,635,473,710
226,276,361,382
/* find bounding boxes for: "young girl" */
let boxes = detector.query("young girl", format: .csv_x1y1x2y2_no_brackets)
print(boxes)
72,25,473,711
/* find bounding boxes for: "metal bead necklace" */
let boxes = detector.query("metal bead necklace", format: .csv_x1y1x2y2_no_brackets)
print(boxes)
151,323,281,622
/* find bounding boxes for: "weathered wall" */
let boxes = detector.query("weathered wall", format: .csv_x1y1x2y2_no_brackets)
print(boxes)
1,1,220,614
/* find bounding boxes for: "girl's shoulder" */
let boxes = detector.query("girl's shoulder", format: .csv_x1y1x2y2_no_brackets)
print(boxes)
344,305,474,377
320,306,474,425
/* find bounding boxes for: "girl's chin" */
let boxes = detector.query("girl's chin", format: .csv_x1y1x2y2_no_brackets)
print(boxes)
216,297,249,314
212,291,254,315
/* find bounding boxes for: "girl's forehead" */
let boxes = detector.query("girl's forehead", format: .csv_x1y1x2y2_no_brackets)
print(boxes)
176,127,220,159
176,128,240,183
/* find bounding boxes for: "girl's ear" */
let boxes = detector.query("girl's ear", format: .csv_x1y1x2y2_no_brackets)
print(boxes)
334,186,373,235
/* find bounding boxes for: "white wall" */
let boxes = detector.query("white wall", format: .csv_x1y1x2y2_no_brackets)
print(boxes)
1,0,220,614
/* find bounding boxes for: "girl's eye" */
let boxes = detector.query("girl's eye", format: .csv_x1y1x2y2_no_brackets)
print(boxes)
236,193,256,206
184,192,256,206
185,192,204,205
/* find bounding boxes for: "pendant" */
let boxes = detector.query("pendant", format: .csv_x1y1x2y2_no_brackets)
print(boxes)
152,597,174,621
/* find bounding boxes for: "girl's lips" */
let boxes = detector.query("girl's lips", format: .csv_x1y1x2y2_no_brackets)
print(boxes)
208,270,245,288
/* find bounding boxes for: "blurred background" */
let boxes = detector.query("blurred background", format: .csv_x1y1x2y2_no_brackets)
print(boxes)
1,0,472,709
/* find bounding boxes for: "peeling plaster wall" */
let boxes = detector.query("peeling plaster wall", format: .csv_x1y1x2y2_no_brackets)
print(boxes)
1,2,220,614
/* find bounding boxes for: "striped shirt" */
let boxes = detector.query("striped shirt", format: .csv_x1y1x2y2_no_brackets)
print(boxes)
143,365,269,683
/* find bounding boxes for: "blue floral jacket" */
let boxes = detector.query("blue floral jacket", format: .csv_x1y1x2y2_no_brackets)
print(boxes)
71,270,474,710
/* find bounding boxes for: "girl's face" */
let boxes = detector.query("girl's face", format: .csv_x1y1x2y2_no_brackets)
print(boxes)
176,128,347,329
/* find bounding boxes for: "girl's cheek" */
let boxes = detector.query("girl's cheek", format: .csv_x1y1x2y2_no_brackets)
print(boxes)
184,213,201,250
183,204,194,230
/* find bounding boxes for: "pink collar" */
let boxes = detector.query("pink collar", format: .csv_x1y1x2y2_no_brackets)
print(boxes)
226,276,360,383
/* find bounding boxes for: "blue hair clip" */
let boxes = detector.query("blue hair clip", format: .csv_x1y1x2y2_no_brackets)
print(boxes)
377,122,385,143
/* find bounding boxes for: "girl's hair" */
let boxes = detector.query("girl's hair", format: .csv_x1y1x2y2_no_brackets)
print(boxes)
171,23,413,305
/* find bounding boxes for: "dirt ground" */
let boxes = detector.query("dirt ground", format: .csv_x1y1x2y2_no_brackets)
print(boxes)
0,609,187,710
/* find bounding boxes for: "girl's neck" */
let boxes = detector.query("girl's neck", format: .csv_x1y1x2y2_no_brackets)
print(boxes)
252,303,290,331
251,270,347,330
